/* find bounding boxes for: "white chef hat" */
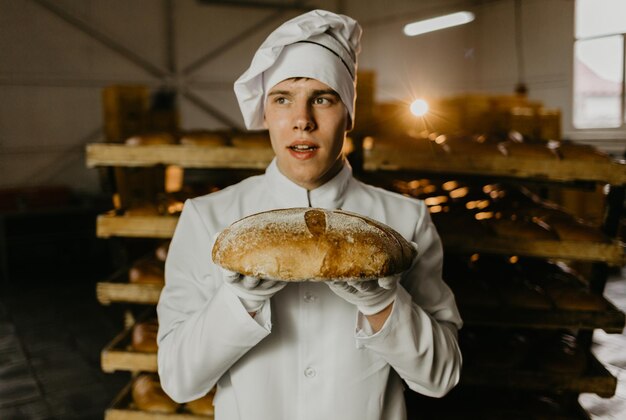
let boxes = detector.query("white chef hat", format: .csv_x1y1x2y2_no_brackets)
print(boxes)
234,9,362,130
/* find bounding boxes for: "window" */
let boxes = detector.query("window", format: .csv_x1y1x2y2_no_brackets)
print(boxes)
573,0,626,129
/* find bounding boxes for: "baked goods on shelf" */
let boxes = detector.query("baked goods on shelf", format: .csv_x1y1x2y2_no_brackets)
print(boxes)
131,373,180,413
155,240,170,262
131,319,159,353
389,178,608,243
179,130,229,147
129,257,165,285
231,132,272,148
186,388,216,416
437,134,507,158
125,133,177,146
213,208,417,281
496,137,558,160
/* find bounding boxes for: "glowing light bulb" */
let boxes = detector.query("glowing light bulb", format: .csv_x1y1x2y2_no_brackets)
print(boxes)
410,99,429,116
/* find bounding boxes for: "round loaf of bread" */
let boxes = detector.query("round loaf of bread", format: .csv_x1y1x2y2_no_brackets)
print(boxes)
212,208,417,281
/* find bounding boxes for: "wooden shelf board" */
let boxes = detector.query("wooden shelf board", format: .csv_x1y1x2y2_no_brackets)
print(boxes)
105,383,213,420
97,280,162,306
97,213,178,238
101,328,157,373
461,355,617,398
363,149,626,185
96,213,624,264
87,143,274,169
441,234,625,266
459,299,625,333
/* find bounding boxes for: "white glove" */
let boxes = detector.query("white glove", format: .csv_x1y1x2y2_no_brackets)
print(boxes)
327,240,418,315
220,268,287,312
327,274,401,316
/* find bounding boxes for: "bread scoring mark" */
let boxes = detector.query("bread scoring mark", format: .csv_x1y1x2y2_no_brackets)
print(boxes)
304,209,327,237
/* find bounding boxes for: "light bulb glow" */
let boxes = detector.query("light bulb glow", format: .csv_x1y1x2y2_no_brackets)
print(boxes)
403,11,475,37
410,99,429,116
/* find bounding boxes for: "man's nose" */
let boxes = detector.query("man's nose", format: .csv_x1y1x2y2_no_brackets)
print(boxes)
293,102,316,131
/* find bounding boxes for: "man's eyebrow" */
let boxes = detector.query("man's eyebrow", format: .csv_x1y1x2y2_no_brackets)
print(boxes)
267,88,340,97
267,90,292,96
312,89,340,97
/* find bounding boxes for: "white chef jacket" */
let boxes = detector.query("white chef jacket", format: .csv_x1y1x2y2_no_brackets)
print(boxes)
157,159,463,420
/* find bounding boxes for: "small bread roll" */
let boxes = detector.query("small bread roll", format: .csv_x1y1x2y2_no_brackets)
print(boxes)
231,132,272,148
185,388,215,416
179,130,228,147
129,258,165,285
132,374,179,413
155,241,170,262
131,320,158,353
212,208,417,281
125,133,176,146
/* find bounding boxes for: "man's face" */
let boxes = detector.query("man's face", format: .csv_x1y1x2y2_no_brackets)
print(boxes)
263,78,348,191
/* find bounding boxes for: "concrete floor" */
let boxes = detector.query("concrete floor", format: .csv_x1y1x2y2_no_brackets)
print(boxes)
0,278,127,419
1,269,625,419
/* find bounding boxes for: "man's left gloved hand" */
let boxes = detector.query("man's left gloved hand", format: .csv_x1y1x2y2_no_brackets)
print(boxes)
327,274,401,316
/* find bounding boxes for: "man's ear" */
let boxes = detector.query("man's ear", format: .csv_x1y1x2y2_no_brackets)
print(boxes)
263,115,269,129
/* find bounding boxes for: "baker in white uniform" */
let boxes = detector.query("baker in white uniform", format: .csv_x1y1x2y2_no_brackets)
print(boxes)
157,9,462,420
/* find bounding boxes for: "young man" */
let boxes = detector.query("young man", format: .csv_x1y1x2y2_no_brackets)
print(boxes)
157,9,462,420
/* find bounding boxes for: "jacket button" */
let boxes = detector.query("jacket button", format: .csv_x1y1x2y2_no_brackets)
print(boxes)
304,367,316,378
303,292,317,302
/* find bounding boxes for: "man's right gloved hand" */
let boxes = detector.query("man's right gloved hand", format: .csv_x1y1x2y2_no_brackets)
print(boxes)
220,268,287,313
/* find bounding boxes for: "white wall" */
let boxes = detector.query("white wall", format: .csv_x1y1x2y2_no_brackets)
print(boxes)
0,0,337,192
1,0,621,193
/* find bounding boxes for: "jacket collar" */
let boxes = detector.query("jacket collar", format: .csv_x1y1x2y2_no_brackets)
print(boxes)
265,158,352,209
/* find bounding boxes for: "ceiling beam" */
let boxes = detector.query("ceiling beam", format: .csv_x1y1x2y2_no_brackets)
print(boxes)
196,0,310,10
32,0,170,79
181,88,242,129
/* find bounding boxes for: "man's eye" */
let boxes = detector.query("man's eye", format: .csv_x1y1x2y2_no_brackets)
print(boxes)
314,97,332,105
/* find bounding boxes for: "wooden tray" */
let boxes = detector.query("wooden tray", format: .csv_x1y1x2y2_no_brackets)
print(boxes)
363,149,626,185
87,143,274,169
105,383,213,420
441,234,625,266
101,327,157,373
461,355,617,398
97,213,178,238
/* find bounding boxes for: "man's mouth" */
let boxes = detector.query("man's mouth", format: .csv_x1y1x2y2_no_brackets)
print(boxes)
288,143,319,152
